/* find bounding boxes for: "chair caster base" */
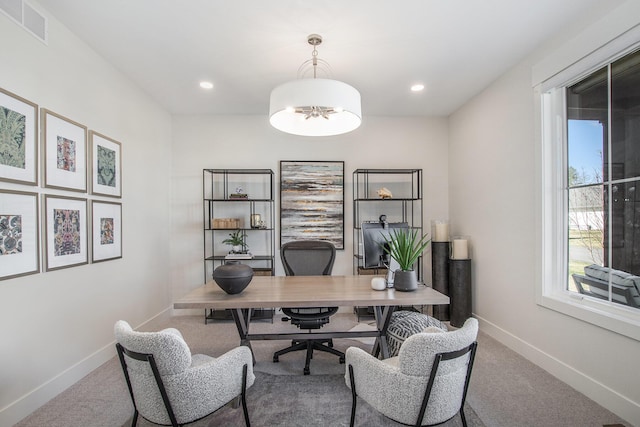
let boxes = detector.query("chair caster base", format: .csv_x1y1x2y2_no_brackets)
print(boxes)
273,356,279,363
339,356,345,364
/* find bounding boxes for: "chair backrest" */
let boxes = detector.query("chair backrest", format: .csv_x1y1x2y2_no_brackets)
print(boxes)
281,240,335,276
114,320,192,375
399,317,479,425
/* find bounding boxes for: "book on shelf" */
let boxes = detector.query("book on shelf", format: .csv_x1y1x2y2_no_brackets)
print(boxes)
225,252,253,260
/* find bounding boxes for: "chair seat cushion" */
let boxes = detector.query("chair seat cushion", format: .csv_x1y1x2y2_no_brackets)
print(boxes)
387,311,448,357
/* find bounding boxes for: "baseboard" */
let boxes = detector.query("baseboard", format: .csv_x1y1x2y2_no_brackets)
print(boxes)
0,307,172,426
475,314,640,424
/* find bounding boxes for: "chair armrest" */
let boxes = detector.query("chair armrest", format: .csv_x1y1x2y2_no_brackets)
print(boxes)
165,346,255,418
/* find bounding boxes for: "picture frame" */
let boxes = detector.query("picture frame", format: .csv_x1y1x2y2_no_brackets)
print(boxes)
42,109,87,192
0,190,39,280
0,88,38,185
91,200,122,262
280,160,345,249
90,131,122,198
44,195,88,271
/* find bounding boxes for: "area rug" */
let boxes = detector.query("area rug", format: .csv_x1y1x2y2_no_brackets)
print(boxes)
126,371,484,427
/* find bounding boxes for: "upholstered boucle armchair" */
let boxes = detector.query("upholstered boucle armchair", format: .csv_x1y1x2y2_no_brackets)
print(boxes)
114,320,254,426
345,318,478,427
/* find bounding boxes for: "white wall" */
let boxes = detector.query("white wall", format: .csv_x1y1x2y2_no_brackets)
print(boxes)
448,3,640,424
170,115,450,304
0,6,172,426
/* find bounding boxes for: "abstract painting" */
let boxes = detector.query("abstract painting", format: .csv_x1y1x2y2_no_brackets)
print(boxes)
43,109,87,192
45,195,87,271
0,88,38,185
90,131,122,197
0,190,39,280
280,161,344,249
92,200,122,262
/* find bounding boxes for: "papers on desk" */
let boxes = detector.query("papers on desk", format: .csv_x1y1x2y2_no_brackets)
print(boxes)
225,252,253,260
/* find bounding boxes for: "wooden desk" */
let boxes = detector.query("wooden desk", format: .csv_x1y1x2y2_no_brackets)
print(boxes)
174,275,450,359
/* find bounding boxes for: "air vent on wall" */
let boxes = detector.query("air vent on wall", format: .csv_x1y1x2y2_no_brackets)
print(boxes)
0,0,47,44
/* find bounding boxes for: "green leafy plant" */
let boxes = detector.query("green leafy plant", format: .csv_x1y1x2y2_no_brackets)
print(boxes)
381,228,430,271
222,229,248,252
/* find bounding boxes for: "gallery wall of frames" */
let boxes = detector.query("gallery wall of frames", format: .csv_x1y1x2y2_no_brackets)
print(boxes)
0,86,122,280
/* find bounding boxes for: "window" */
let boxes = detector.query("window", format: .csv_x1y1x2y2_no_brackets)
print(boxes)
539,44,640,340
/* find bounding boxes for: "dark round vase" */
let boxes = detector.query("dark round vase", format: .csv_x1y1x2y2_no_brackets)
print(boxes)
393,269,418,292
213,262,253,294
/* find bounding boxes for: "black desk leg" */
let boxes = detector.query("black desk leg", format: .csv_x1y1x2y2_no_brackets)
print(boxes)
372,305,395,359
231,308,255,365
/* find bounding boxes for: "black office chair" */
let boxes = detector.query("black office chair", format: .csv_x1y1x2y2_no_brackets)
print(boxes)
273,240,345,375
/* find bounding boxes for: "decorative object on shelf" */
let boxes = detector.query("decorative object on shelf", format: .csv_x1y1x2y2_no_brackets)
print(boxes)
280,161,344,249
212,262,253,294
377,187,392,199
91,200,122,263
381,228,430,292
269,34,361,137
222,229,248,254
0,190,39,280
44,195,88,271
89,130,122,198
250,214,262,229
211,218,242,229
0,87,38,185
451,236,470,259
42,109,88,192
370,276,387,291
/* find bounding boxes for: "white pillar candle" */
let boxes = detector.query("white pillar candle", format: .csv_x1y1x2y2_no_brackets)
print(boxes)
451,238,469,259
432,220,450,242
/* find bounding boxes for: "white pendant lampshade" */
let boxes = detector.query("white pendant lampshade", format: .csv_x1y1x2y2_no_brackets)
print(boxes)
269,78,361,136
269,34,362,137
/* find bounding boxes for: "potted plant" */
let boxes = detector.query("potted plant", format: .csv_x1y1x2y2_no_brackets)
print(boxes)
222,229,248,253
381,228,430,291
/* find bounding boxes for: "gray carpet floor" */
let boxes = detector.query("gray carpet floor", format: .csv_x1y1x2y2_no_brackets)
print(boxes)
14,312,631,427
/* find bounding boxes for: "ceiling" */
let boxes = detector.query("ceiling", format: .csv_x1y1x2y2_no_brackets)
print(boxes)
38,0,614,117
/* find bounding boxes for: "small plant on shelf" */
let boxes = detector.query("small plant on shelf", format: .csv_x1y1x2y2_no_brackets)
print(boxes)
222,229,248,253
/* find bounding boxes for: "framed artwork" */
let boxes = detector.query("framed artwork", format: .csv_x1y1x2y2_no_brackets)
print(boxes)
44,195,88,271
0,190,39,280
90,131,122,198
42,109,87,192
0,88,38,185
91,200,122,262
280,160,344,249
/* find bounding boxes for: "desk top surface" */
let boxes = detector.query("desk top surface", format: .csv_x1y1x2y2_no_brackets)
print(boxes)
173,275,450,309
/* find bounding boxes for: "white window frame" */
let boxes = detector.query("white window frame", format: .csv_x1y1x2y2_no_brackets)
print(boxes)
536,27,640,342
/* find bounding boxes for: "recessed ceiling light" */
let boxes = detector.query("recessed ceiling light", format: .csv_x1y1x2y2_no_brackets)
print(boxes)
199,81,214,90
411,84,425,92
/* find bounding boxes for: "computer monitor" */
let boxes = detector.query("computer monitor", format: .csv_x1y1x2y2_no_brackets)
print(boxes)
361,221,409,269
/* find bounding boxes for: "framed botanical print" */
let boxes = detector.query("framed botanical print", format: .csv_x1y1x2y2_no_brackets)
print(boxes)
42,109,87,192
91,200,122,262
0,88,38,185
90,131,122,198
280,160,345,249
0,190,39,280
44,195,88,271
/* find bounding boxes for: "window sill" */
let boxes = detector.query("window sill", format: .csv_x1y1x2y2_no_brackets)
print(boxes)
539,291,640,342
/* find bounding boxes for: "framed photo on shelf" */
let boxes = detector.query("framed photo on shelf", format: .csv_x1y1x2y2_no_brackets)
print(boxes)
280,160,344,249
0,190,39,280
0,88,38,185
42,109,87,192
91,200,122,262
44,195,88,271
90,131,122,198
